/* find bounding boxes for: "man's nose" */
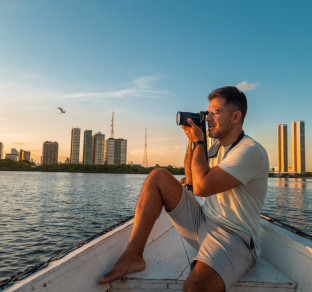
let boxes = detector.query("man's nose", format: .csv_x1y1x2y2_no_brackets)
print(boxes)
206,112,213,121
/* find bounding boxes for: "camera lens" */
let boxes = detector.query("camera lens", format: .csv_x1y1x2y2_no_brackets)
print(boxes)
176,112,181,125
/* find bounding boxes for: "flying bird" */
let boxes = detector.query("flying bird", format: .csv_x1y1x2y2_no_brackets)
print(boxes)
57,107,66,114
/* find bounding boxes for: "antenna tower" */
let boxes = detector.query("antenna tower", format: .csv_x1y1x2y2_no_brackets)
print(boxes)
110,111,114,138
143,127,148,167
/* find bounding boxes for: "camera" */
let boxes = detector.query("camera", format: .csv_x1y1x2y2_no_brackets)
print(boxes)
176,111,208,127
176,111,209,160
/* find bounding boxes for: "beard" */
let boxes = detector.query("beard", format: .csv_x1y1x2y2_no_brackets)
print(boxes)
208,119,233,139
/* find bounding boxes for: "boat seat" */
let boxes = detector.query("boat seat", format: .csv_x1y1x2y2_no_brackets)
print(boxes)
108,226,297,292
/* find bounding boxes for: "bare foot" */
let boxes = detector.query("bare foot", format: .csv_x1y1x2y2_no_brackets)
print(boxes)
98,248,146,285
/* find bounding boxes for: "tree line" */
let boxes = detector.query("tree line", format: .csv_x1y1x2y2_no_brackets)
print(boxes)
2,160,311,178
0,159,185,175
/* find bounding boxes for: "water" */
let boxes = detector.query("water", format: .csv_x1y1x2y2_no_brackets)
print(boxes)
0,172,311,282
263,177,312,235
0,172,152,282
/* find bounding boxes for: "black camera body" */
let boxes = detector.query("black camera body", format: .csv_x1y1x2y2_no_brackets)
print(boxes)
176,111,208,127
176,111,208,160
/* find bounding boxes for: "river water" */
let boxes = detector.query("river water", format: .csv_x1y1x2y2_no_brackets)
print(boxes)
0,172,311,282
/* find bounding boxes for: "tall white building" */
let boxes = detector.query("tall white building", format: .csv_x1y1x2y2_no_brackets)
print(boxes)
70,127,81,164
92,132,105,165
277,124,288,173
104,138,127,165
291,120,305,173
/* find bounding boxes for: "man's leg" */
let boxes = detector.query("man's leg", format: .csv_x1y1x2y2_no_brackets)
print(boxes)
184,261,225,292
98,168,182,284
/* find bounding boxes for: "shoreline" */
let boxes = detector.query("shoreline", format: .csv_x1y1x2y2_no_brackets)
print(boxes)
0,159,185,175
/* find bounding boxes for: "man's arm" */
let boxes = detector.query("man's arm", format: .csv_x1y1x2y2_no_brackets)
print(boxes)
182,119,241,197
191,143,241,197
184,140,193,185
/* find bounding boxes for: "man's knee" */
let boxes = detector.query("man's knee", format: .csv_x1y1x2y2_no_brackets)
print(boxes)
145,168,174,189
148,167,172,180
145,168,182,211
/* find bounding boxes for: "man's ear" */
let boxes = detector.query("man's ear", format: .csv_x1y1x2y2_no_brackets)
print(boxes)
232,111,242,124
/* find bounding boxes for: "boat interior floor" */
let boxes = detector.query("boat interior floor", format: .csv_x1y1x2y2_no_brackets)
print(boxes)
108,226,297,292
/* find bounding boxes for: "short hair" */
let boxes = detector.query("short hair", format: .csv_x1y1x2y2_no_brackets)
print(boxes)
208,86,247,122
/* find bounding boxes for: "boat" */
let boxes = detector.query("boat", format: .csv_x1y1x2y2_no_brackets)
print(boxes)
1,207,312,292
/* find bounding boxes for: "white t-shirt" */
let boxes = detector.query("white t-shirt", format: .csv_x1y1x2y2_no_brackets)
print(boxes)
203,135,269,256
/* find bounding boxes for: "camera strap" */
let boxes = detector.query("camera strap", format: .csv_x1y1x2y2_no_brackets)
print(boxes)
207,131,245,159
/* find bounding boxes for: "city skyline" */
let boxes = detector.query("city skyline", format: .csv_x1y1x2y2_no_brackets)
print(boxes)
1,1,312,169
277,121,307,174
2,118,312,172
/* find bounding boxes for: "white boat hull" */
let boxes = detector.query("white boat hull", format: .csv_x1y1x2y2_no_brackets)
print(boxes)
2,209,312,292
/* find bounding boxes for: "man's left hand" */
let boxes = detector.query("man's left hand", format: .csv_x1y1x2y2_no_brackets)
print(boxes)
181,118,205,142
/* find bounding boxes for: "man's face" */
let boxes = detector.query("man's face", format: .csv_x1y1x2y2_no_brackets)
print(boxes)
206,97,238,139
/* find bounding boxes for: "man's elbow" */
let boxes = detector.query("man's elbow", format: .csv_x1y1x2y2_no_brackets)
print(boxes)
193,184,212,197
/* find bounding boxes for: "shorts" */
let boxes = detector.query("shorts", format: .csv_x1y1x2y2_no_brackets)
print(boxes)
167,187,257,291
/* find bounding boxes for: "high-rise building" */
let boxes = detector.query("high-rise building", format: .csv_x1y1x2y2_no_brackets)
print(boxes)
0,143,3,159
20,149,31,162
70,127,81,164
277,124,288,173
11,148,19,155
92,132,105,165
104,138,115,165
115,138,127,164
291,120,305,173
104,138,127,165
83,130,92,165
42,141,59,165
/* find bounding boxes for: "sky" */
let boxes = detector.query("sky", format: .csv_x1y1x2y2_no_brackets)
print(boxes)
0,0,312,168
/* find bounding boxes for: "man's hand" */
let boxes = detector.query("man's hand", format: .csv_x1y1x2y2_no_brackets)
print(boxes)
181,118,205,142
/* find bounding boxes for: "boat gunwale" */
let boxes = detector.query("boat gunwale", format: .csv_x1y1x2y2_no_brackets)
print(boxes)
2,212,312,291
260,213,312,241
0,215,135,291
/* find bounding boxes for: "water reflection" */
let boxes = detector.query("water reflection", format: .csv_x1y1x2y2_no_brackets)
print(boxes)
276,177,307,189
263,178,312,236
277,178,289,188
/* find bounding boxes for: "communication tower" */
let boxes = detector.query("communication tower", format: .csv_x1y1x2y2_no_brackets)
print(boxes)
110,111,114,138
143,127,148,167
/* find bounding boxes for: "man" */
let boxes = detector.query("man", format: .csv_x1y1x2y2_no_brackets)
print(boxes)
98,86,269,292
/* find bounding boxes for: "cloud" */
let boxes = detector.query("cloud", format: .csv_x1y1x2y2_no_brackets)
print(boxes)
0,74,169,103
235,81,259,91
56,76,169,100
134,76,158,88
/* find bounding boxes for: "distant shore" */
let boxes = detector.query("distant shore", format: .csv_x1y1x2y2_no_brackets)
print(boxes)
0,159,185,175
269,173,312,179
1,160,312,178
